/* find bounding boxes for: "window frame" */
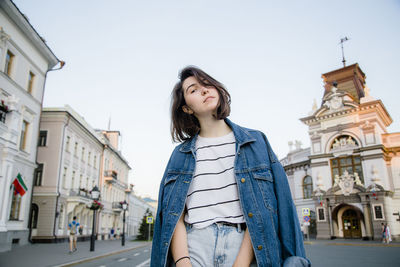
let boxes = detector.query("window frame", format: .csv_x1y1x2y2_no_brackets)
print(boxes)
38,130,47,147
34,163,44,186
27,71,35,94
302,175,313,199
20,120,29,151
330,155,363,185
5,50,14,76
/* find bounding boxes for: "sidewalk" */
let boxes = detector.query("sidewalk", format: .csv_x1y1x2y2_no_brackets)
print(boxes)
303,238,400,247
0,238,150,267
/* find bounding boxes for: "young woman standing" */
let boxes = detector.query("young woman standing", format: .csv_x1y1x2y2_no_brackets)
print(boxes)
151,66,310,267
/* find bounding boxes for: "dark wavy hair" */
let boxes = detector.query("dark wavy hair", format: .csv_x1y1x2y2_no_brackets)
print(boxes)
171,66,231,143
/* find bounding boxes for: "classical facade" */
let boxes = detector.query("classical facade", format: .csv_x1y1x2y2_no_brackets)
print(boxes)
282,63,400,240
0,0,60,251
96,129,131,239
31,106,103,242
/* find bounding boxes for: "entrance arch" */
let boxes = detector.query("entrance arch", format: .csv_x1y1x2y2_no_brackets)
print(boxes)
332,204,365,239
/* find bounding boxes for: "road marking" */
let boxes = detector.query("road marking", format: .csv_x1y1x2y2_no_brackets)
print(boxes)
98,265,106,267
136,258,150,267
118,258,127,262
134,252,140,256
143,249,149,252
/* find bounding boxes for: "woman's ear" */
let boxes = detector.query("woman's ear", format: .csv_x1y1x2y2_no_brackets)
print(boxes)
182,105,194,114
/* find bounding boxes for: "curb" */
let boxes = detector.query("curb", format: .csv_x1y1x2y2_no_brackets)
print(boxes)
52,243,150,267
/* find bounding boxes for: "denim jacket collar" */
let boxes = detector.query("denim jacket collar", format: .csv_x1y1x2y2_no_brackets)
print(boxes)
179,118,256,153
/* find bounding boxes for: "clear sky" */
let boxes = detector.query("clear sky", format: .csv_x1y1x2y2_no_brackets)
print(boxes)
13,0,400,199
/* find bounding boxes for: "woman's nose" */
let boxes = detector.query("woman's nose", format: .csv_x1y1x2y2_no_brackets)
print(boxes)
201,87,209,95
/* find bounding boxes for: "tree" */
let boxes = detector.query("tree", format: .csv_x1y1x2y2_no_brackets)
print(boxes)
137,208,154,240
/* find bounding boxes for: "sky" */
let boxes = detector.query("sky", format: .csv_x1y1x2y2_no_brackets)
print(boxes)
13,0,400,199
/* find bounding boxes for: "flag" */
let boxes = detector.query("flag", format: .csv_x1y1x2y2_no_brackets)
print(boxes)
13,173,28,196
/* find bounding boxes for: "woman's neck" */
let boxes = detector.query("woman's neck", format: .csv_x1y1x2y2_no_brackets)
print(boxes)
198,117,231,138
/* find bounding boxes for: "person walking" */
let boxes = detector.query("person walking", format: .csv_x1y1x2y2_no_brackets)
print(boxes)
381,223,386,243
110,227,115,240
151,66,310,266
385,223,392,244
116,228,121,240
68,216,80,254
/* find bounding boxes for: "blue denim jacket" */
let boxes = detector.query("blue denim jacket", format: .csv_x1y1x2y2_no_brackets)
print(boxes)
151,119,308,266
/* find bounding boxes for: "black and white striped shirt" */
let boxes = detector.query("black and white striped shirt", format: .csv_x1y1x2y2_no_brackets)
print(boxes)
184,131,245,229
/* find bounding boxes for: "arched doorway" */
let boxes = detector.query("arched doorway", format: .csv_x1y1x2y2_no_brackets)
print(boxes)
342,209,361,238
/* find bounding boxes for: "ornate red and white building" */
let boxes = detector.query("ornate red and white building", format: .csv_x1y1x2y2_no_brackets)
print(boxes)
281,63,400,240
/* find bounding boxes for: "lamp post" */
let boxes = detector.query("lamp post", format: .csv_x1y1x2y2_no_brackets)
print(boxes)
90,185,100,252
121,200,128,246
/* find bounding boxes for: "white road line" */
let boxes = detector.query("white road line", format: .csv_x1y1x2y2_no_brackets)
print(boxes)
134,252,140,256
143,249,149,252
117,258,127,262
136,258,150,267
98,265,106,267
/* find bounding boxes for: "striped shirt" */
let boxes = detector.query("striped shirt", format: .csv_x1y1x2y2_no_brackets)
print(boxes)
184,131,245,229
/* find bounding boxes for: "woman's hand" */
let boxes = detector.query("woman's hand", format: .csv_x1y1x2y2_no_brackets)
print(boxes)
233,228,254,267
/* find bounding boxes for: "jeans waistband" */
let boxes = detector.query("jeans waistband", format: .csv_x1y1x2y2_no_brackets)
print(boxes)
216,222,247,232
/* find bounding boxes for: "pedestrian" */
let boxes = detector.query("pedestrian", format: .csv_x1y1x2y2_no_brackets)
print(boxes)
68,216,80,254
110,227,115,240
151,66,310,266
381,223,386,243
385,223,392,244
116,228,121,239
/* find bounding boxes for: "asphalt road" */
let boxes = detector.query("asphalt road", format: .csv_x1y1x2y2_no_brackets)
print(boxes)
73,241,400,267
73,243,151,267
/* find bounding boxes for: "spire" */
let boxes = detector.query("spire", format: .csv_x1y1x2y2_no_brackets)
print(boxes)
339,37,350,67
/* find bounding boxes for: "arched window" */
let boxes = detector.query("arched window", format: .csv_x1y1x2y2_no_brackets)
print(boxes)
303,176,313,199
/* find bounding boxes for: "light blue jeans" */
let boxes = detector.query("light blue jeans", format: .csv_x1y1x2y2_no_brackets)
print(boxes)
184,223,310,267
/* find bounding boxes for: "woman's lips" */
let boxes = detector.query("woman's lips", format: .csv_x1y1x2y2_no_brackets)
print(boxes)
204,96,215,103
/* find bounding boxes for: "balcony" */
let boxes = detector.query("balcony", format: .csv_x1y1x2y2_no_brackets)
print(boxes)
112,201,122,212
0,109,7,123
104,170,118,183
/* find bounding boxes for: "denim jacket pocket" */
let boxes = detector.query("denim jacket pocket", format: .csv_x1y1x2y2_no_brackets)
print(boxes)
162,173,180,210
251,168,278,213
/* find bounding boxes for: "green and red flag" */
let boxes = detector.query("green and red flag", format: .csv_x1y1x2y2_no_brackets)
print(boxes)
13,173,28,196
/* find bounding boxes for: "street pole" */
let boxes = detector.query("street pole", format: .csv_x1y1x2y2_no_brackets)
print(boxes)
148,222,150,241
90,209,96,251
122,209,126,246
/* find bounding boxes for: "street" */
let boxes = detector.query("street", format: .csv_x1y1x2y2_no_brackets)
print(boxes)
72,243,151,267
70,241,400,267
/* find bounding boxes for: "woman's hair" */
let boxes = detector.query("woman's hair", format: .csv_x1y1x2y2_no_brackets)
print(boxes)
171,66,231,142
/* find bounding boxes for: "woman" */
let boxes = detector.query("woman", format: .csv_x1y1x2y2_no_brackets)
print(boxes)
151,66,310,266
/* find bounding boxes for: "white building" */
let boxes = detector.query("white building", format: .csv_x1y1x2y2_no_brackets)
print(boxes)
96,129,131,239
282,63,400,240
127,193,156,238
31,106,103,242
0,0,60,252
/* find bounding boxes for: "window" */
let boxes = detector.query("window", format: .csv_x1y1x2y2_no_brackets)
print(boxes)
38,131,47,146
81,147,85,161
303,176,313,199
34,164,44,186
79,174,83,188
30,204,39,229
330,155,363,185
86,177,90,190
9,188,22,220
71,171,76,189
317,207,325,221
62,167,67,188
5,50,14,76
27,72,35,93
88,152,91,164
20,120,29,151
373,204,384,220
74,142,78,156
94,155,97,168
65,136,70,151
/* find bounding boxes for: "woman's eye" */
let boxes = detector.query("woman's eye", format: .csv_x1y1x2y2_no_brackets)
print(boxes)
191,88,197,94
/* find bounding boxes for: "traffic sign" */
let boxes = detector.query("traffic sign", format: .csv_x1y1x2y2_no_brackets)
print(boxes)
302,208,310,216
303,216,310,222
146,216,154,224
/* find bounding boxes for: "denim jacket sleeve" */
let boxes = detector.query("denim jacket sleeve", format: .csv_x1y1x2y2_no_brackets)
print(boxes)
151,148,176,267
261,133,310,264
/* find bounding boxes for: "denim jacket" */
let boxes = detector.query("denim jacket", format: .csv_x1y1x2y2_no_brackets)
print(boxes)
151,119,308,266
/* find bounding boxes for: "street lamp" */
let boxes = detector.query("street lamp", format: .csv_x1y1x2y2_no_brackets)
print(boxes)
121,200,128,246
90,185,100,252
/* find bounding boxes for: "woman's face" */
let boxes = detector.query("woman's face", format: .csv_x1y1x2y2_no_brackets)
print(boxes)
182,76,220,118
